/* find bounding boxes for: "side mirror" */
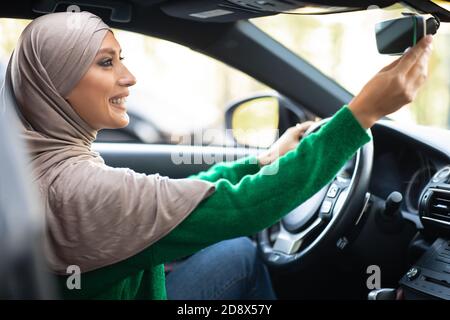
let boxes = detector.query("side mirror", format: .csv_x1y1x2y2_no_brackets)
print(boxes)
225,93,311,148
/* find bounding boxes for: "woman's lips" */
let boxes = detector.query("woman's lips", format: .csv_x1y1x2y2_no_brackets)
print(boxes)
109,97,127,111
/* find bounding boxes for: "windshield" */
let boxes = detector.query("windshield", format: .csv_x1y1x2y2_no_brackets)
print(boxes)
252,4,450,129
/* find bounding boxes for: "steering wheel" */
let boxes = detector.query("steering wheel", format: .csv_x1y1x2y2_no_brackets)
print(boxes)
257,117,374,269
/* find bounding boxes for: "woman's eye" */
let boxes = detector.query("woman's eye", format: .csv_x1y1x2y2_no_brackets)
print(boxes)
99,58,113,67
99,57,125,67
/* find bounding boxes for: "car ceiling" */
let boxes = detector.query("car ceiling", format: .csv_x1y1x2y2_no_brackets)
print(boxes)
2,1,450,25
0,1,447,54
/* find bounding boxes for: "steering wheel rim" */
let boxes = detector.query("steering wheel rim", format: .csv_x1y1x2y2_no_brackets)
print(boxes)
257,117,374,269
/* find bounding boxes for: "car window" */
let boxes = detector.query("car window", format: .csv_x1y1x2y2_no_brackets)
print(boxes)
252,4,450,129
0,18,270,146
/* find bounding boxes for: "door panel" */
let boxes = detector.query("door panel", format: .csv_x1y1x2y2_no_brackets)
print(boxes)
93,143,259,179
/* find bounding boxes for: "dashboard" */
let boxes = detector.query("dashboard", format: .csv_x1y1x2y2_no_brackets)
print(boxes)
345,119,450,299
370,120,450,231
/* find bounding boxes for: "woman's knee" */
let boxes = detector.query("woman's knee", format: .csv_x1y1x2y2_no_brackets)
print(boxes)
219,237,275,299
218,237,260,277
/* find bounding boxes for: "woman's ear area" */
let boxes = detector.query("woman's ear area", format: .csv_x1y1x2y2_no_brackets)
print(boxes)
65,83,79,103
64,96,75,107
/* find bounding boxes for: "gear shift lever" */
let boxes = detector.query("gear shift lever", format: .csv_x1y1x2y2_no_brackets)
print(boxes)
374,191,405,234
384,191,403,218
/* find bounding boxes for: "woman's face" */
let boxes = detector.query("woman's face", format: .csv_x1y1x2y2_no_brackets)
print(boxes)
66,31,136,130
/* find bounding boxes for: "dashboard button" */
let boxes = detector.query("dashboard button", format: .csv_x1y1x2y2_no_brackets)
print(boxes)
327,184,339,198
320,200,333,214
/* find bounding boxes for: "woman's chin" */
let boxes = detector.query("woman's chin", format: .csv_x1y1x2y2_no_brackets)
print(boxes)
108,103,130,126
117,113,130,128
109,112,130,128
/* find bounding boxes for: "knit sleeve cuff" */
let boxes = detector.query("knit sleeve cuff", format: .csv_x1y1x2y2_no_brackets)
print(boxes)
317,105,372,155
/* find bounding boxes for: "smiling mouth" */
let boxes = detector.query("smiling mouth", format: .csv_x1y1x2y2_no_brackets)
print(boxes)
109,97,127,110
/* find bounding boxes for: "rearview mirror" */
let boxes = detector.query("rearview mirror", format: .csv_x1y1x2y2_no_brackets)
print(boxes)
375,15,439,55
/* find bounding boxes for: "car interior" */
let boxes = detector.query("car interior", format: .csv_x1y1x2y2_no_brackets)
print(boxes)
1,0,450,300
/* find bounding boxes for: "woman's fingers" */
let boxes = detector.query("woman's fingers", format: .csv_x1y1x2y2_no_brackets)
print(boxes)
380,57,401,73
294,121,314,138
295,121,314,132
407,43,432,88
395,35,433,75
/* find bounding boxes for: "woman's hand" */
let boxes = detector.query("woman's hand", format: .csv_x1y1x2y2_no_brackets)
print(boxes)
257,121,315,166
349,35,433,129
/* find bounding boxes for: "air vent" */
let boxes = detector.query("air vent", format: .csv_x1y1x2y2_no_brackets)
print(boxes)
422,189,450,225
429,192,450,222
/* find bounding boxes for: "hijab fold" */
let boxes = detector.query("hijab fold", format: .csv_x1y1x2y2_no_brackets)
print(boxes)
0,12,215,274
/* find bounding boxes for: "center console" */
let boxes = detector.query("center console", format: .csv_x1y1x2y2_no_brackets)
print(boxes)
398,167,450,299
399,238,450,299
370,167,450,300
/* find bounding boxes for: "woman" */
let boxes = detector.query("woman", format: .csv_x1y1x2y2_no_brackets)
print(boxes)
0,11,432,300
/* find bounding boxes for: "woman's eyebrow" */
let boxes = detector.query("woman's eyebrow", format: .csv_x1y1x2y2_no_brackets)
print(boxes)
97,47,122,56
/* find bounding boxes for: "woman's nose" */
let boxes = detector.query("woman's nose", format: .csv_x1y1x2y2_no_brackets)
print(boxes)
118,68,137,87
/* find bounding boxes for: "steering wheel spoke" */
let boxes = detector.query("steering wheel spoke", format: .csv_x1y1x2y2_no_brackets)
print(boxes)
273,218,323,254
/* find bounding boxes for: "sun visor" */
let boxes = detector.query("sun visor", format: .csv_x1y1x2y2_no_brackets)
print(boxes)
160,0,398,23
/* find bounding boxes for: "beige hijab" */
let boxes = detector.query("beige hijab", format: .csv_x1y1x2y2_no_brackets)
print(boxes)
1,12,215,274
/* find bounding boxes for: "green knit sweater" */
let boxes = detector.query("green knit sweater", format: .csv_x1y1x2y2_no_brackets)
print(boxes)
58,105,371,299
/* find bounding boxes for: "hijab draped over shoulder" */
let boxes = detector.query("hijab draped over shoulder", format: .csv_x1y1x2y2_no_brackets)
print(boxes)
0,12,215,274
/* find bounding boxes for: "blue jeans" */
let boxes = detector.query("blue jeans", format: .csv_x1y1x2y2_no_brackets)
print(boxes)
165,237,276,300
